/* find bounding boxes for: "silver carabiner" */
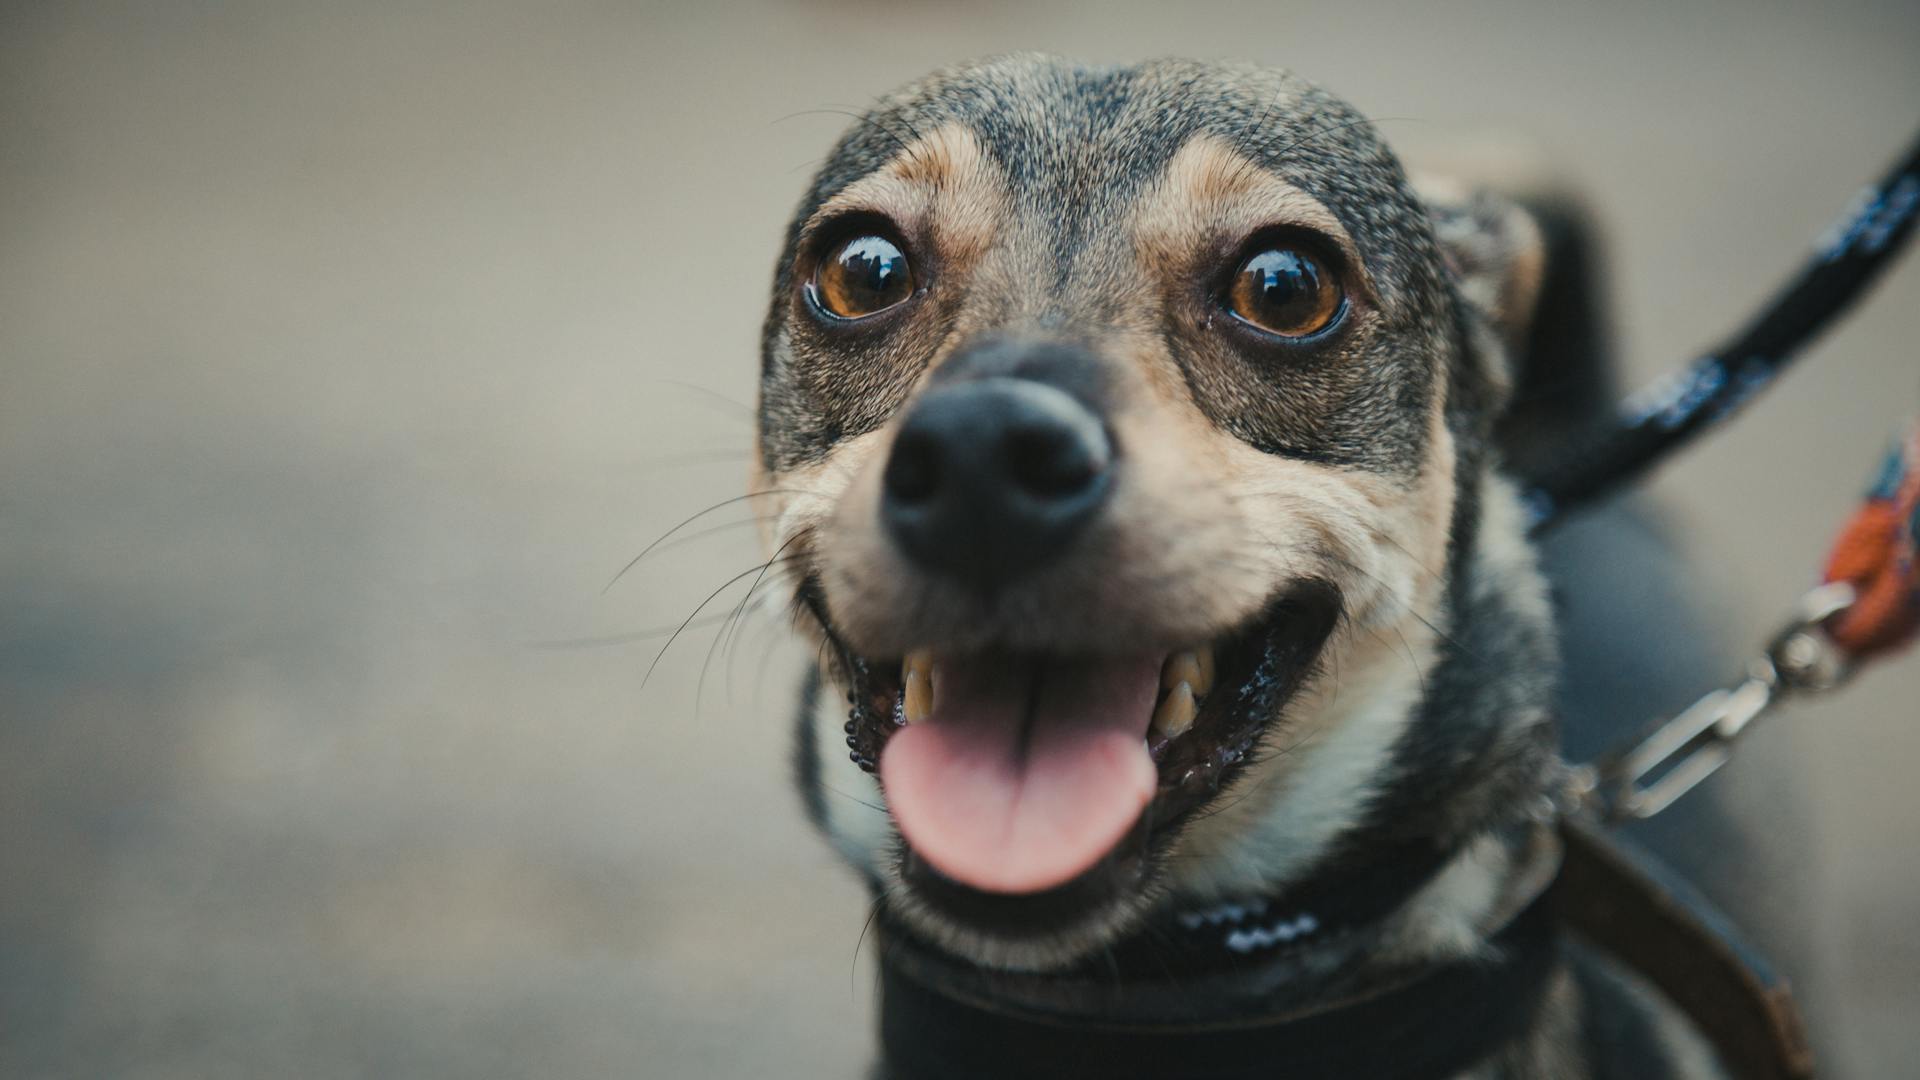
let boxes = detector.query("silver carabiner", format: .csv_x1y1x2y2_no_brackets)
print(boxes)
1591,581,1857,822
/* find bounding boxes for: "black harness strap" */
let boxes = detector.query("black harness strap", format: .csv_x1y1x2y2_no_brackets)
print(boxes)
880,884,1559,1080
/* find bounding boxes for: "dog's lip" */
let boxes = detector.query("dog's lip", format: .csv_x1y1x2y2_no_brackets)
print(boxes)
816,580,1343,934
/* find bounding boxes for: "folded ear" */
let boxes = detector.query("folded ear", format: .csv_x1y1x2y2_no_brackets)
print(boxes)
1415,175,1548,357
1414,171,1616,475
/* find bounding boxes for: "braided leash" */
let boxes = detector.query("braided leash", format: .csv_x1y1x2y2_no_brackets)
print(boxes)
1523,131,1920,533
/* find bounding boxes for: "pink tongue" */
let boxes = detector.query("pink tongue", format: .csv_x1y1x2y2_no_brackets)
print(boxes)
879,654,1161,895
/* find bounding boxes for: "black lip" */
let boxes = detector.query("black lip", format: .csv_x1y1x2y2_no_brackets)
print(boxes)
810,579,1345,938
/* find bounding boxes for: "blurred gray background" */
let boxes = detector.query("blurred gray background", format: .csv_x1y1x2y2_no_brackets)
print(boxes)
2,1,1916,1076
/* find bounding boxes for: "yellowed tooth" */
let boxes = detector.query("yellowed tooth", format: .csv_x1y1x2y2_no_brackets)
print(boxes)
1151,681,1197,740
1161,651,1203,693
1194,648,1215,697
903,650,934,723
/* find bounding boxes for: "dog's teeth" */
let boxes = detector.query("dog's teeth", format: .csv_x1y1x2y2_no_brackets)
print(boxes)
903,649,933,680
902,650,934,723
1162,651,1201,694
903,668,932,724
1152,681,1197,740
1162,650,1215,698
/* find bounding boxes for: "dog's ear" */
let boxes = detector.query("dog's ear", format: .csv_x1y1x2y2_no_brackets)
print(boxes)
1415,172,1616,472
1415,176,1548,358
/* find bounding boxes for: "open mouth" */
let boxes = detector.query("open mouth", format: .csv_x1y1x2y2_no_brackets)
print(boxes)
814,580,1343,928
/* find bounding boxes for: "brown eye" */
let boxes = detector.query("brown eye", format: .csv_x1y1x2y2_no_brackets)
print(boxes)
1226,247,1343,338
812,234,913,319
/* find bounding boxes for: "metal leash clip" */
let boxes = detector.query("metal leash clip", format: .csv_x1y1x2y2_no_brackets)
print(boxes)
1575,581,1859,823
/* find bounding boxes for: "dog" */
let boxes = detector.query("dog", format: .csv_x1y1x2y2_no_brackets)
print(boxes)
754,55,1733,1078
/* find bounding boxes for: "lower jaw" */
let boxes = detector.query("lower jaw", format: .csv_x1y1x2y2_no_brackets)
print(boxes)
885,842,1162,973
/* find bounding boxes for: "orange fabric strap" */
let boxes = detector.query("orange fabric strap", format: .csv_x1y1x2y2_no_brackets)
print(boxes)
1822,422,1920,657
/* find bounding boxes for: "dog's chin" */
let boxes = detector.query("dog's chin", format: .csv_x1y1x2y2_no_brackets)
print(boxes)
882,828,1163,972
810,578,1344,971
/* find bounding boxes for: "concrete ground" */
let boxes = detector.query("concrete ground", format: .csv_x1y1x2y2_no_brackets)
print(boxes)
3,2,1916,1076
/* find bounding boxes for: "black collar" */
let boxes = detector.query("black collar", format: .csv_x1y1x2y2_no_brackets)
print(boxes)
874,831,1559,1080
1090,833,1463,983
878,877,1559,1080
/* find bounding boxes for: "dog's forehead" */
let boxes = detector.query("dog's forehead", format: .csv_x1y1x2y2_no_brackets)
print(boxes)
803,55,1421,259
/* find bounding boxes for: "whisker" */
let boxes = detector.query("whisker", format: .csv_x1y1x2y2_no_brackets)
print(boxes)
712,589,790,709
1392,623,1429,697
775,106,915,159
528,611,737,650
651,378,756,420
1368,530,1448,592
820,784,887,815
852,892,886,1000
603,487,825,594
643,552,805,688
1320,549,1476,660
649,515,767,558
697,532,809,715
745,608,791,706
785,152,829,176
722,526,812,673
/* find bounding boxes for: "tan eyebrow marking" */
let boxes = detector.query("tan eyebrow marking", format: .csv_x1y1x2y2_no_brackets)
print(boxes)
804,123,1009,269
1131,133,1376,303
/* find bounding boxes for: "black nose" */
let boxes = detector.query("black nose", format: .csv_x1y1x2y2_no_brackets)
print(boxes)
882,377,1113,588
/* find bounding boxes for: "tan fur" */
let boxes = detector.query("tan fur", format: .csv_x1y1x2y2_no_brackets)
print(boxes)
1134,134,1380,308
767,134,1475,970
760,120,1485,967
1157,377,1457,886
758,57,1734,1078
806,123,1009,277
785,127,1454,665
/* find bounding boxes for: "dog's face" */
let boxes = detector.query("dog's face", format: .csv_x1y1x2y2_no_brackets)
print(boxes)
757,56,1536,969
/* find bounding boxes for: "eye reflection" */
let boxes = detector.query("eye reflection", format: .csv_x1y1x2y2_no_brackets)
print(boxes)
813,234,913,319
1226,247,1342,338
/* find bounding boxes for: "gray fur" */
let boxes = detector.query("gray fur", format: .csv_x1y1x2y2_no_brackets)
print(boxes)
759,56,1479,479
759,54,1722,1078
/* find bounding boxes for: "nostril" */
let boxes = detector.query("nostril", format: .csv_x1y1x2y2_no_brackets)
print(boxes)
884,431,942,504
880,373,1116,588
1005,423,1108,499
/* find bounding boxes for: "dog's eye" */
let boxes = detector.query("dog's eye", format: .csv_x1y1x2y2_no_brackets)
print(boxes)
812,234,913,320
1225,247,1343,338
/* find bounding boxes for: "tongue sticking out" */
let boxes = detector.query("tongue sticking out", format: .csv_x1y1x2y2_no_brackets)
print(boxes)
879,653,1162,895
